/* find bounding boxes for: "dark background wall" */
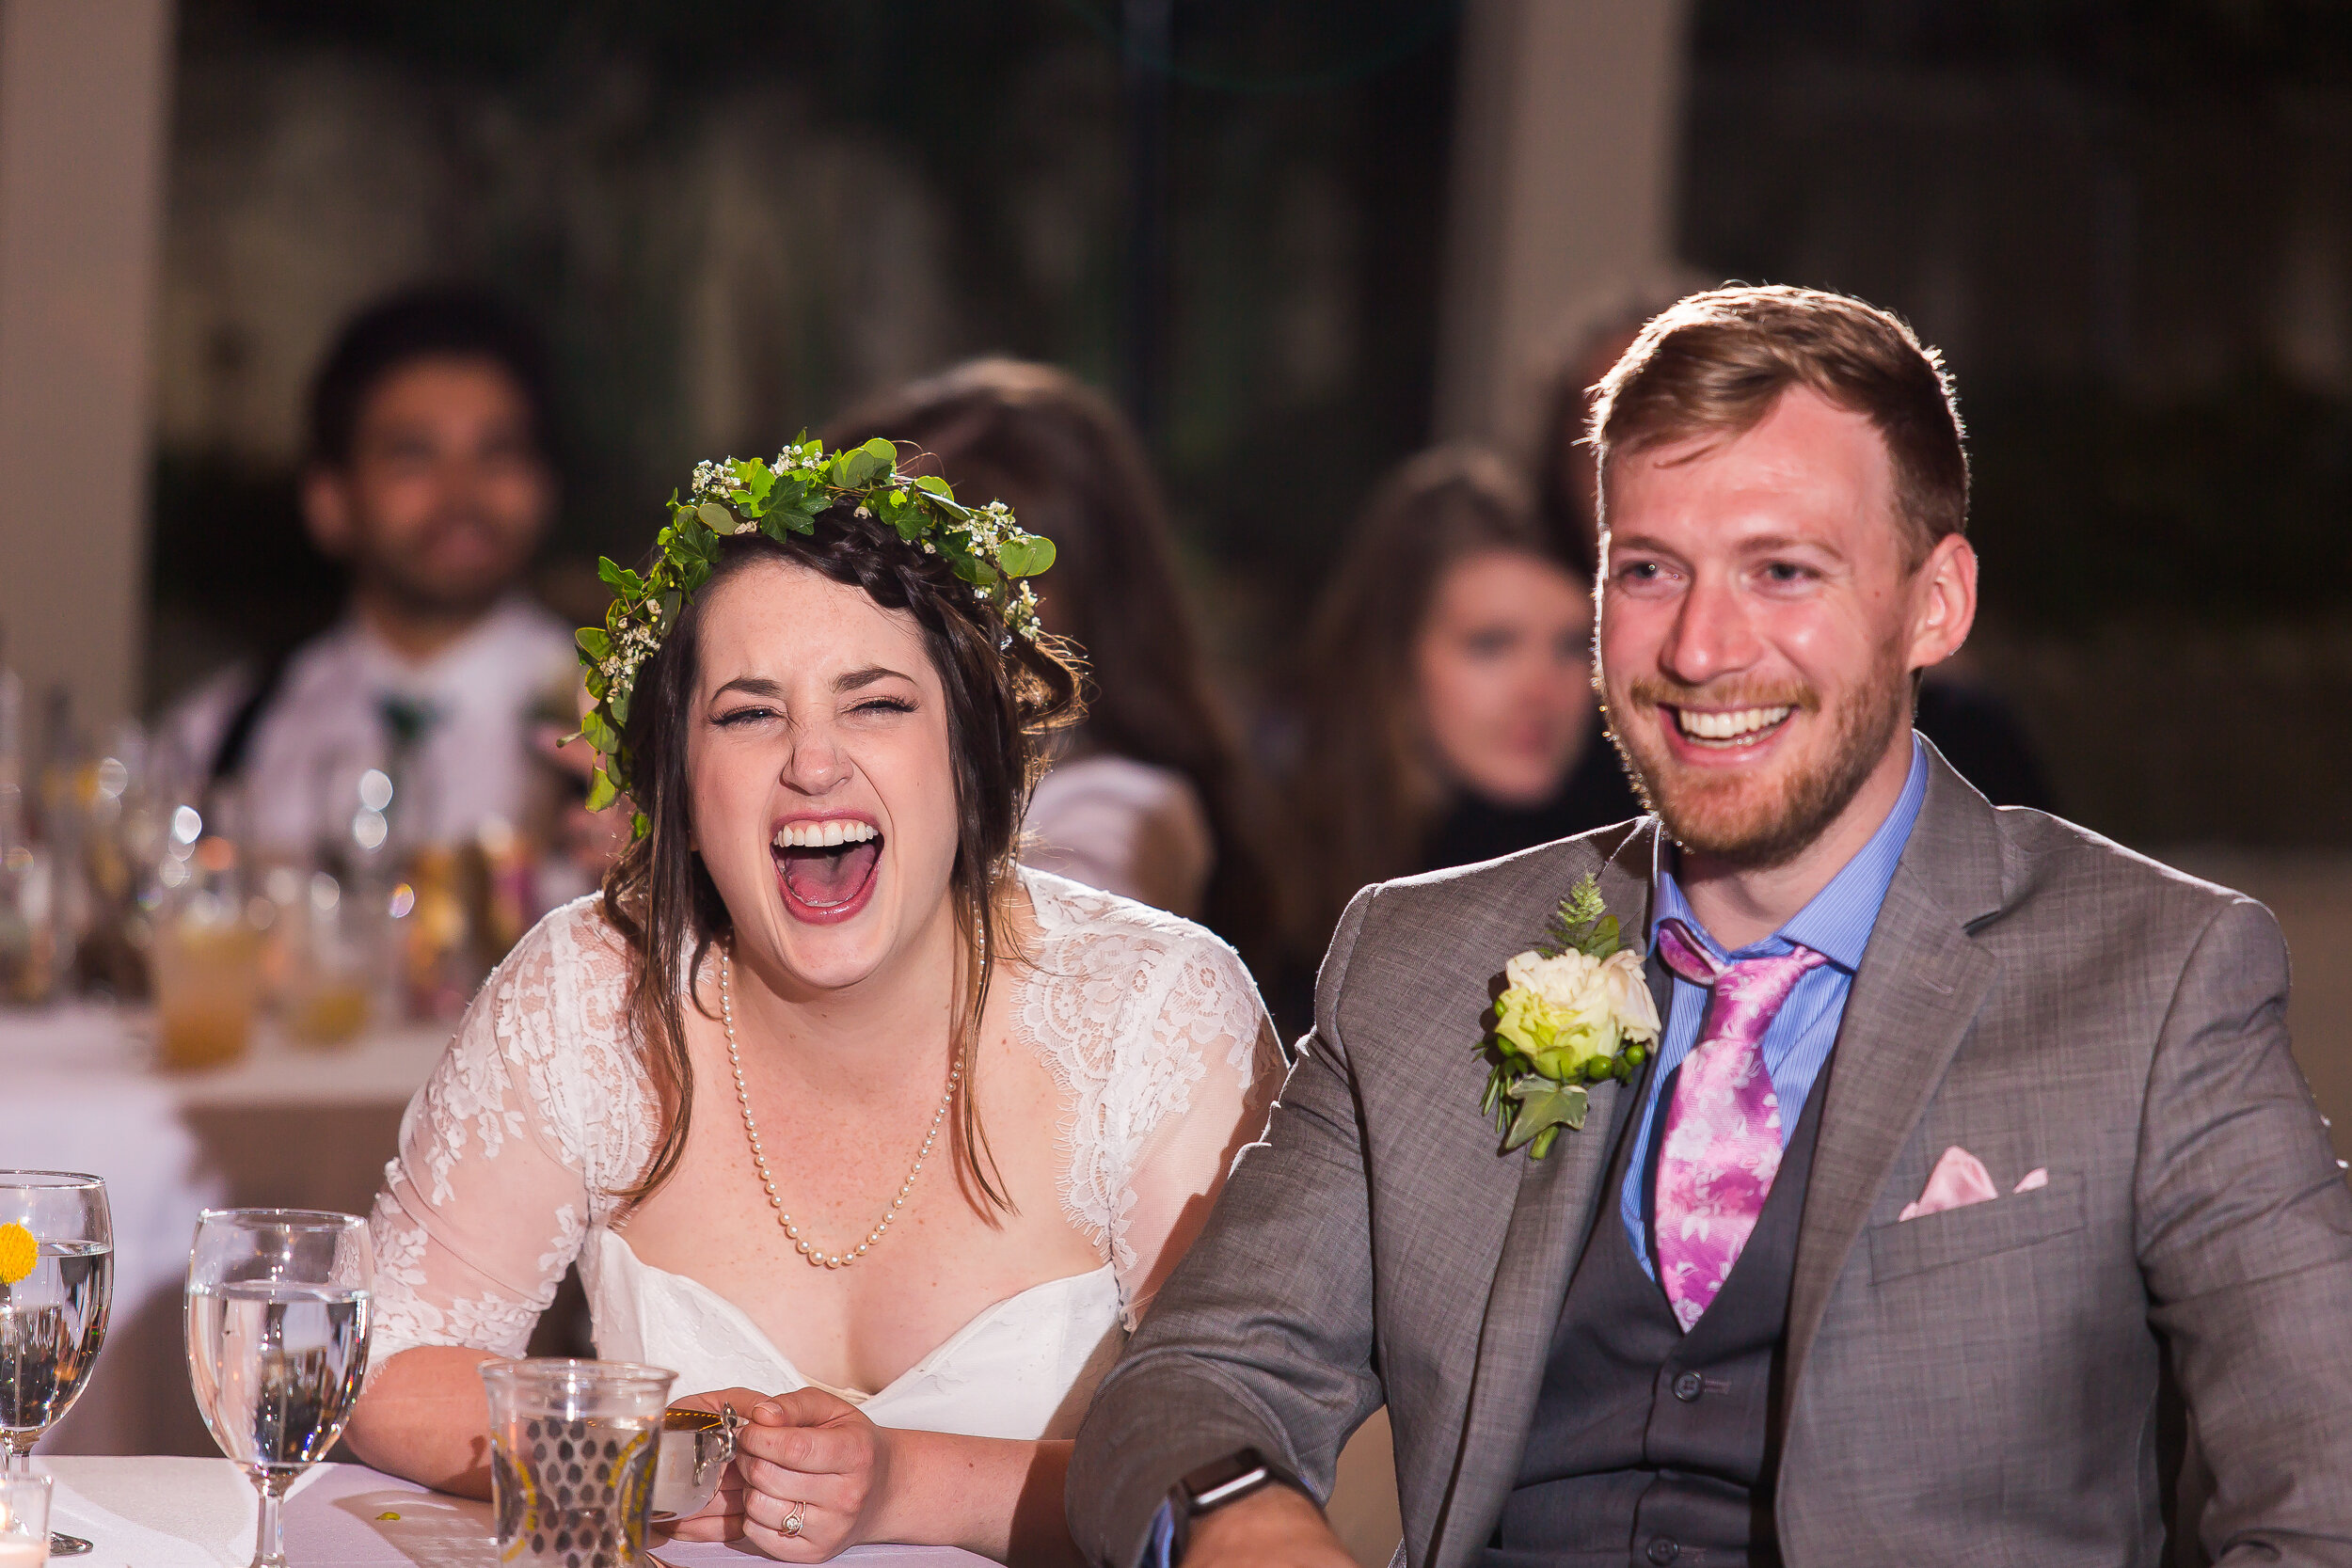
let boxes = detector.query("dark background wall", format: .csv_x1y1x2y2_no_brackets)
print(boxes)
149,0,2352,848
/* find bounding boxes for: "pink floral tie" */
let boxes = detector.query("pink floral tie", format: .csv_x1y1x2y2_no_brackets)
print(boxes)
1650,917,1827,1331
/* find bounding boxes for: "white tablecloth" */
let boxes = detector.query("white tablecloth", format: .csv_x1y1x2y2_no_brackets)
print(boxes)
32,1457,988,1568
8,1009,452,1455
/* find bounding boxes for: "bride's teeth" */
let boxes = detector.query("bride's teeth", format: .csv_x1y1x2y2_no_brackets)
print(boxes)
771,820,880,848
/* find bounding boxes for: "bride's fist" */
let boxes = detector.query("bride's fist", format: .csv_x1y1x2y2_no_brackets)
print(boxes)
730,1389,896,1561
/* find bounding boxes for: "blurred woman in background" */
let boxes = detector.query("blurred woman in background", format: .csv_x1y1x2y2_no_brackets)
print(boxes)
827,359,1282,977
1290,445,1639,963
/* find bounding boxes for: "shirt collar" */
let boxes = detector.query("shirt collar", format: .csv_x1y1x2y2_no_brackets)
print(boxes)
1648,732,1930,972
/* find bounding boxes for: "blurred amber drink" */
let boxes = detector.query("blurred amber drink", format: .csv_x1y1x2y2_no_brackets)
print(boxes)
153,878,262,1069
283,974,370,1047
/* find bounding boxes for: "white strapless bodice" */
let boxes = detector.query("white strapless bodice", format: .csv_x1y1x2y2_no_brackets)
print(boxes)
368,872,1279,1449
581,1231,1127,1440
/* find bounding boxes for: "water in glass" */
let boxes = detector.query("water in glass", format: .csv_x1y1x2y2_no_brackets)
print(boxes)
184,1210,372,1568
0,1174,110,1559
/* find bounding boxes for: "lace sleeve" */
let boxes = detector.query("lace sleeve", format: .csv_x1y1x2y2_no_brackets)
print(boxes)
366,903,637,1375
1113,933,1281,1326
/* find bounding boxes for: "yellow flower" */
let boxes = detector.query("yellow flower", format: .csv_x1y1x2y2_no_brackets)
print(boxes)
1493,982,1618,1082
1495,942,1661,1082
0,1222,37,1287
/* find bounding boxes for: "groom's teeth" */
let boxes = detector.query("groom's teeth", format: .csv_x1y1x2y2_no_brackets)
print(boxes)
771,820,880,848
1676,705,1793,744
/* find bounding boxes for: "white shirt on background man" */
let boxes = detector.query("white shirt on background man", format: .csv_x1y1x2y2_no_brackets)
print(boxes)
165,594,576,853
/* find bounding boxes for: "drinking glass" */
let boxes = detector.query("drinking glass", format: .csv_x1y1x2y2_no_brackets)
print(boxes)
184,1211,373,1568
153,837,262,1070
481,1359,675,1568
0,1474,51,1568
0,1174,110,1558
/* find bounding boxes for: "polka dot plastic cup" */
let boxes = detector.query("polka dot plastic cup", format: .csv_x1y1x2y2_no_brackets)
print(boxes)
480,1359,676,1568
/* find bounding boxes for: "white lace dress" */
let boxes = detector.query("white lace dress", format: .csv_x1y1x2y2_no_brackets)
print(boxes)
366,870,1279,1442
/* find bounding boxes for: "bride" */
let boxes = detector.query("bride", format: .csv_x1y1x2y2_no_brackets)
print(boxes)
344,440,1280,1564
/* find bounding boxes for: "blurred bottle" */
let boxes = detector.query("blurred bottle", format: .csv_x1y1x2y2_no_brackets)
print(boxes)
152,802,261,1069
72,722,169,1001
0,657,57,1005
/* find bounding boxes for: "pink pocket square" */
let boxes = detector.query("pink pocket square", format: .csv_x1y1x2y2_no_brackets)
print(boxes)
2013,1166,2048,1193
1899,1145,2000,1221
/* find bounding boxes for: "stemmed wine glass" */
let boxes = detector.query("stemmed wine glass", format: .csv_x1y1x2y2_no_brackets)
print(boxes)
0,1173,112,1558
184,1211,373,1568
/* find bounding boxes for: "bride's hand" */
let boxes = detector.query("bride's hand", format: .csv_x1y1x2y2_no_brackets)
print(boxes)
662,1388,776,1543
730,1390,895,1561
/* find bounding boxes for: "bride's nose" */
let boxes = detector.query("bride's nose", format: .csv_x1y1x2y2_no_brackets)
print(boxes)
779,722,850,795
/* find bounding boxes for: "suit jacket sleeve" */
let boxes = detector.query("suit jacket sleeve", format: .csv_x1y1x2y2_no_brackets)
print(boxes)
2136,896,2352,1565
1067,886,1387,1567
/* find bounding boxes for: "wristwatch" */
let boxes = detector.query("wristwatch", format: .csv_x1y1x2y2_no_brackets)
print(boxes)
1166,1448,1307,1562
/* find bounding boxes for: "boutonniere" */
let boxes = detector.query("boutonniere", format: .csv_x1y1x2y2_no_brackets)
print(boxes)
1479,873,1663,1159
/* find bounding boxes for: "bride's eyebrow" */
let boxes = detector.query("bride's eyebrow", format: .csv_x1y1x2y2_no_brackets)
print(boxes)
711,675,785,702
836,666,914,692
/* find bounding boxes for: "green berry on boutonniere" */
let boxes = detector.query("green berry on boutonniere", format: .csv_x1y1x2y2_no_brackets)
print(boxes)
1478,872,1662,1160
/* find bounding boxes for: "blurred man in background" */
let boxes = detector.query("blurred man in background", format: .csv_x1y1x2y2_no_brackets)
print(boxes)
167,288,575,855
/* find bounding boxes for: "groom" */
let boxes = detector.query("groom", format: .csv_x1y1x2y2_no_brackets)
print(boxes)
1069,286,2352,1566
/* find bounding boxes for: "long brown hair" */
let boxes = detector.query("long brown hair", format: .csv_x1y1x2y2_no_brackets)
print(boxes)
1291,445,1580,952
826,359,1284,977
600,506,1083,1208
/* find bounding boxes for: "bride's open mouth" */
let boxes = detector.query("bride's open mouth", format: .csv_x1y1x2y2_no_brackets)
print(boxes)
771,816,883,925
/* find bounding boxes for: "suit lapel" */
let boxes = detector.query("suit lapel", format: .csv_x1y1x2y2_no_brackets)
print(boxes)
1428,823,1660,1568
1783,754,2006,1398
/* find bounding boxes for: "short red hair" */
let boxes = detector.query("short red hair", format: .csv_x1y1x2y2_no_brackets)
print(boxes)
1590,285,1968,565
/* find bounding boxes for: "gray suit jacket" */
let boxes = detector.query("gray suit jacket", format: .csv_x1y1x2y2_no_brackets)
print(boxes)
1069,749,2352,1567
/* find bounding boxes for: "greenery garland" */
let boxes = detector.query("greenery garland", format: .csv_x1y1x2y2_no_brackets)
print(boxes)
573,434,1057,836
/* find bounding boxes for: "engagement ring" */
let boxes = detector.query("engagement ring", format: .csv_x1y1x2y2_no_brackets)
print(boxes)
782,1501,807,1539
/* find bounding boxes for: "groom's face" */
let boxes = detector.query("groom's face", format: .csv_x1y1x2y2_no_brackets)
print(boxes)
1596,386,1969,868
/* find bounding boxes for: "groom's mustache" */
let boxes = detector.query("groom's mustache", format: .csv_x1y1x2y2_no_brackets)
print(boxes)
1619,676,1823,716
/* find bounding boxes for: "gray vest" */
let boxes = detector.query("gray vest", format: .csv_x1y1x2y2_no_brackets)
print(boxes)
1486,1056,1829,1568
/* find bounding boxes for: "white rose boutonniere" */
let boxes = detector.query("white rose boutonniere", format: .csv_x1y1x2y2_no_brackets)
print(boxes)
1479,873,1662,1159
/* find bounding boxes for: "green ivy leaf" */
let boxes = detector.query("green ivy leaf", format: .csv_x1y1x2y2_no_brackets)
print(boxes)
913,473,955,499
732,459,777,515
596,557,644,596
576,626,612,661
1502,1079,1590,1153
696,500,736,534
579,708,621,752
585,768,619,813
630,811,651,839
995,535,1057,578
832,439,893,488
610,684,631,728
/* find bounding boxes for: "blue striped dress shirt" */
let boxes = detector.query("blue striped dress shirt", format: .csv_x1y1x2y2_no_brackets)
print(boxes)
1618,734,1929,1276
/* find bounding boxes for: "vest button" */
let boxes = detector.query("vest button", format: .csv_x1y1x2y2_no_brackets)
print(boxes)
1646,1539,1679,1564
1673,1370,1705,1402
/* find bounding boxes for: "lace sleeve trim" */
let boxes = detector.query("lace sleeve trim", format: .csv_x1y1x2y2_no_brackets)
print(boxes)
365,898,658,1376
1010,870,1274,1321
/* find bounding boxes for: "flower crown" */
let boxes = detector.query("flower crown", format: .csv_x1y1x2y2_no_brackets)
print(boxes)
574,435,1057,833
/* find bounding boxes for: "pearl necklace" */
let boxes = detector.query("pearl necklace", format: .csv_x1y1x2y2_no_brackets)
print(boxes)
720,952,961,1269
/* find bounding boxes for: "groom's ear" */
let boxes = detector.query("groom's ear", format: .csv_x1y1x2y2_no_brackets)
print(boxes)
1905,531,1978,675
